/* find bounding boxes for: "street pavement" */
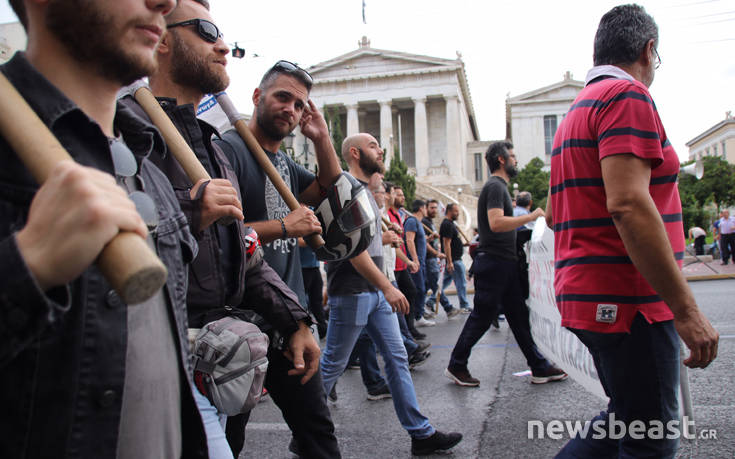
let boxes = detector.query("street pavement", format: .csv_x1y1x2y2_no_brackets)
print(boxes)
240,280,734,458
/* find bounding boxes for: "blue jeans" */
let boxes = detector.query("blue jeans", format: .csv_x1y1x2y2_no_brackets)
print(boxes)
409,262,427,320
192,383,233,459
449,254,548,372
439,259,470,310
321,291,434,439
424,258,441,310
556,314,680,458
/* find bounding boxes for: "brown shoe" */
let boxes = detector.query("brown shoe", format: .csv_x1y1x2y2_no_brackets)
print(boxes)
444,367,480,387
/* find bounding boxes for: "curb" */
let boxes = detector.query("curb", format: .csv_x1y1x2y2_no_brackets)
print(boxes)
686,274,735,282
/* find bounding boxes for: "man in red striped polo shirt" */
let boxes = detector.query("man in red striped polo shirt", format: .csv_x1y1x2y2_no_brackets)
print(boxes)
546,4,718,457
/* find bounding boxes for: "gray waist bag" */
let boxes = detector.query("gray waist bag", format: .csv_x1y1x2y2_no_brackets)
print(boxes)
192,316,269,415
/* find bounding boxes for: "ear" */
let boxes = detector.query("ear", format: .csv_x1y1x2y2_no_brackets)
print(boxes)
157,30,172,56
252,87,261,107
641,38,655,66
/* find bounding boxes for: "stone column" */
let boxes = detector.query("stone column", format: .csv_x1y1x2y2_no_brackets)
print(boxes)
445,94,461,178
346,103,359,137
379,99,393,154
413,97,429,177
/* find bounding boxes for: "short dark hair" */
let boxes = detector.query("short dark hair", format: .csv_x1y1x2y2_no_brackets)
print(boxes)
427,199,438,205
9,0,27,29
259,61,313,93
445,202,457,214
516,191,532,208
411,199,426,213
384,181,395,194
593,4,658,66
485,141,513,173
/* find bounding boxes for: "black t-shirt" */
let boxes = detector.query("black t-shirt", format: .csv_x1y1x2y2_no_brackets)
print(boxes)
439,218,464,261
216,130,315,306
326,178,383,296
477,176,516,261
423,216,439,259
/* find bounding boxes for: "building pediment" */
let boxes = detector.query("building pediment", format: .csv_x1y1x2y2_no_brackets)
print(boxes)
309,47,461,82
507,74,584,105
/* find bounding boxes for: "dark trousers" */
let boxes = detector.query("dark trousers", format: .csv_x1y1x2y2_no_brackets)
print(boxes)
303,267,327,337
409,263,426,320
228,346,341,458
693,235,705,255
449,253,548,372
556,314,680,458
721,233,735,263
394,269,418,333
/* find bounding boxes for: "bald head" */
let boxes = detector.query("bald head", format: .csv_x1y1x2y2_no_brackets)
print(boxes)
341,133,385,177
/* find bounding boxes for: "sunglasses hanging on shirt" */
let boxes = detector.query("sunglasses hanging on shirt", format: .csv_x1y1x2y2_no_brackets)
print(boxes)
109,137,159,231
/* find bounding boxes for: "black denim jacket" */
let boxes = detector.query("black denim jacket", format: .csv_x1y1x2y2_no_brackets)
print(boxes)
122,97,308,335
0,53,208,458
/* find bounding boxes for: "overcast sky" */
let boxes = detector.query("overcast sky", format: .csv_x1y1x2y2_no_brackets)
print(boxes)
2,1,733,160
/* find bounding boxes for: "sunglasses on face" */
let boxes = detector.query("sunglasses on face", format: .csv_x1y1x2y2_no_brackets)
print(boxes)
167,18,223,43
271,60,313,86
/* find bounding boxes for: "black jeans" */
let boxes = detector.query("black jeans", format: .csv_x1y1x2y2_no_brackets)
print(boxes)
303,267,327,337
449,253,548,372
228,347,341,458
394,269,418,333
721,233,735,263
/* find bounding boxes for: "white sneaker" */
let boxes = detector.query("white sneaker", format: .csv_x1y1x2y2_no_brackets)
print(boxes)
416,317,436,327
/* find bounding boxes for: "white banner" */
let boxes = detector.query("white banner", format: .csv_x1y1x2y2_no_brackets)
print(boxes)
527,218,606,400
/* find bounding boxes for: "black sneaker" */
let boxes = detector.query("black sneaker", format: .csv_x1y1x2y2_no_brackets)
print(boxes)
411,430,463,455
410,329,427,341
328,384,338,402
444,367,480,387
415,340,431,353
531,365,568,384
409,350,430,369
367,385,392,401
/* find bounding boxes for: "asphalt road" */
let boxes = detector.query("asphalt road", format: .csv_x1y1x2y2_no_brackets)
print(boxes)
240,280,734,458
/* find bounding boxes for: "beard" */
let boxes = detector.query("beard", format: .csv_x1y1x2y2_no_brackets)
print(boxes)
46,0,158,85
170,32,229,96
256,101,297,142
358,148,384,175
505,161,518,179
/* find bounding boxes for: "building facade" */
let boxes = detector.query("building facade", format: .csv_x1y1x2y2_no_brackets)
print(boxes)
686,113,735,165
505,72,583,168
300,37,480,192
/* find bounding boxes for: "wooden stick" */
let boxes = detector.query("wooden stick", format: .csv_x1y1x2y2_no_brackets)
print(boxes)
454,221,471,245
130,82,235,225
0,73,167,305
422,221,439,238
215,93,325,249
382,215,402,234
381,220,400,248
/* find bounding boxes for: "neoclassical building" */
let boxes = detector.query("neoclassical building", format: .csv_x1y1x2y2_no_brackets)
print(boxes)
506,72,584,168
686,112,735,165
295,37,480,194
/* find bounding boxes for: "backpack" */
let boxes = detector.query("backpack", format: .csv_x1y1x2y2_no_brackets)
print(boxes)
192,316,269,415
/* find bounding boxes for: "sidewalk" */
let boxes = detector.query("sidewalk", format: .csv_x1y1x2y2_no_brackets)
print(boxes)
683,258,735,281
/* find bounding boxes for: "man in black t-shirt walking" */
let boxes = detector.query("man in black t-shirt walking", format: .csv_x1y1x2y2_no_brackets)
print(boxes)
445,141,567,387
438,203,471,313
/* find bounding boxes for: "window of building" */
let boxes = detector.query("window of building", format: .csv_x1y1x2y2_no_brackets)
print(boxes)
544,115,557,156
714,144,718,156
723,141,727,157
474,153,483,182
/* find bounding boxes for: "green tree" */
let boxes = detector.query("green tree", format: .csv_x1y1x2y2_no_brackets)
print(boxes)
678,156,735,231
323,105,347,170
385,153,416,204
510,157,550,210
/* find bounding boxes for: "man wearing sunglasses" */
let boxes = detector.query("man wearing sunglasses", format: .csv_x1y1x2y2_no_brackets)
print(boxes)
125,0,328,457
215,60,343,458
0,1,211,458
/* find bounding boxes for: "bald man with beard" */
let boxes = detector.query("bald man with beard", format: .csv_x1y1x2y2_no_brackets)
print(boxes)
319,133,463,456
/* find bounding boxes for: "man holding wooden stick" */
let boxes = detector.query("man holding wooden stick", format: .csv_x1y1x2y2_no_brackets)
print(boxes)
0,1,209,458
215,61,342,458
121,1,323,457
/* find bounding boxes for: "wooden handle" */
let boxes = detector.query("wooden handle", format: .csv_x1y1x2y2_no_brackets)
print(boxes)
133,86,235,226
0,73,167,305
381,215,402,234
454,221,470,244
215,93,325,249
